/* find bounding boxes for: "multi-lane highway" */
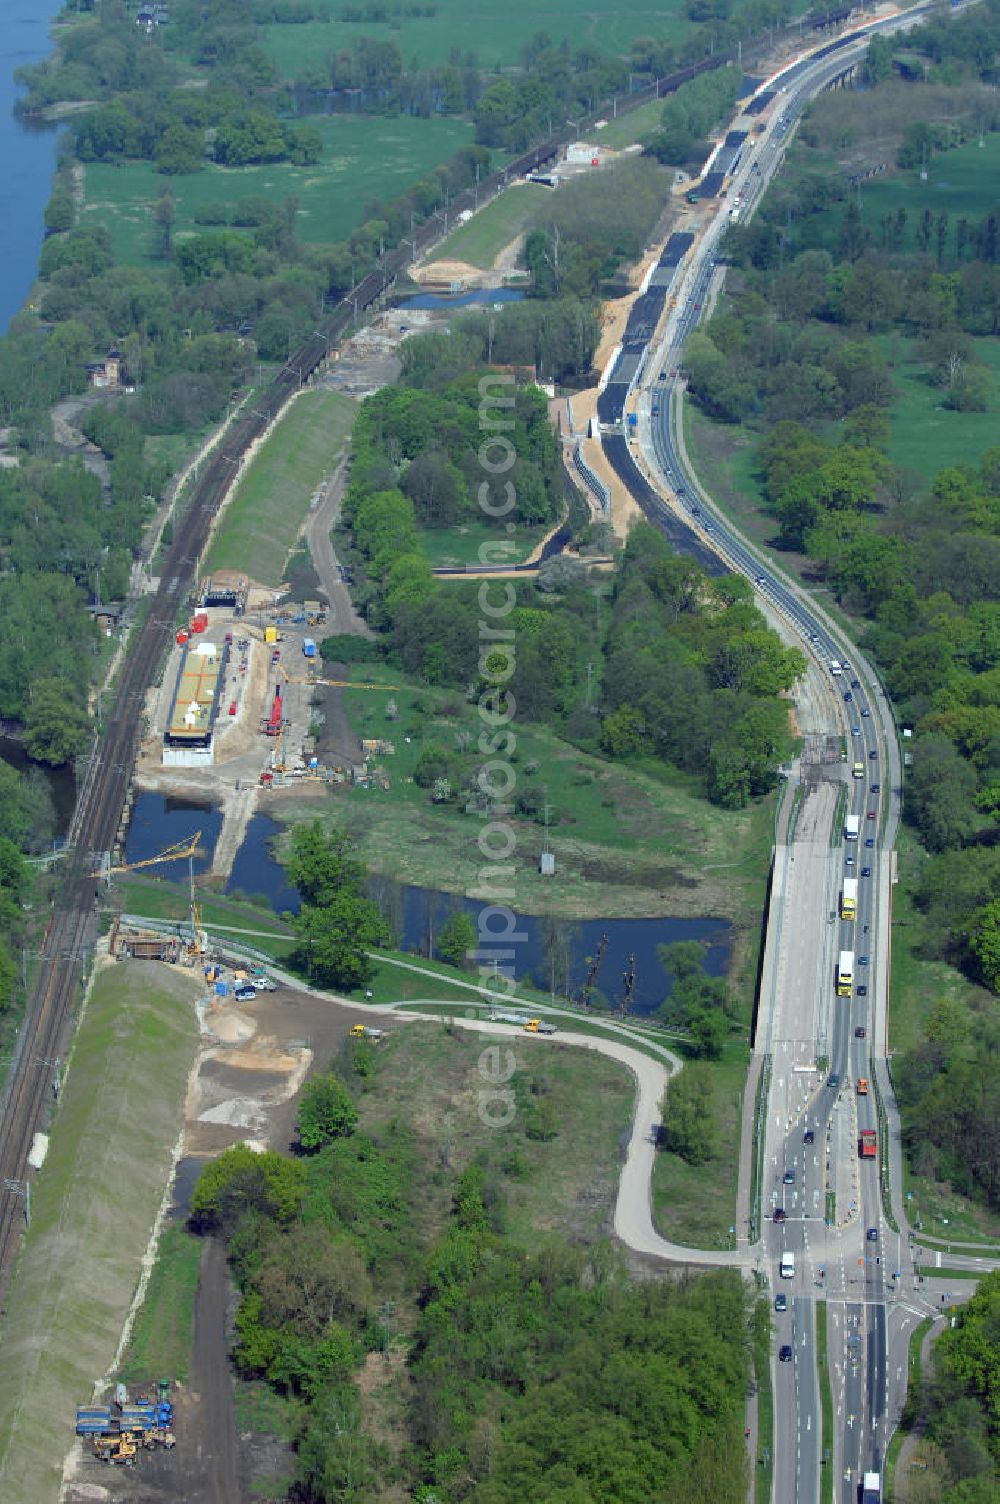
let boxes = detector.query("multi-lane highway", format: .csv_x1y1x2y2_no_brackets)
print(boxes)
609,6,977,1500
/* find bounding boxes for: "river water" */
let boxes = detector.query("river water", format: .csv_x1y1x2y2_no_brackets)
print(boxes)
125,792,731,1017
0,0,65,331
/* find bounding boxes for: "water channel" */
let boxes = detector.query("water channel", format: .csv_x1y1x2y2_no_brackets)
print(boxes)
0,0,65,331
125,792,731,1017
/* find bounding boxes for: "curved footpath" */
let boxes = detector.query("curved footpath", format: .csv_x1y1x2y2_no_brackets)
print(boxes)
256,950,764,1268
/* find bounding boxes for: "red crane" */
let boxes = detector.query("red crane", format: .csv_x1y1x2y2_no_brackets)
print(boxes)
265,686,283,736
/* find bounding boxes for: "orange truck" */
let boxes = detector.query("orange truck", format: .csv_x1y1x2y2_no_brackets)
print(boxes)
856,1077,869,1095
859,1128,877,1159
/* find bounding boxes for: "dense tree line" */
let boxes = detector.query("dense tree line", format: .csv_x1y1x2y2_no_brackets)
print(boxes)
910,1270,1000,1500
600,525,803,807
0,761,54,1057
192,1092,754,1501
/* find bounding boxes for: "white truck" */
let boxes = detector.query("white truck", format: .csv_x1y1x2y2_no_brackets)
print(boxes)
830,659,843,676
845,813,860,840
780,1252,795,1278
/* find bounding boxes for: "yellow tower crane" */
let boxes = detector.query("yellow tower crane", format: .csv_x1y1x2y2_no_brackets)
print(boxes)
91,832,207,958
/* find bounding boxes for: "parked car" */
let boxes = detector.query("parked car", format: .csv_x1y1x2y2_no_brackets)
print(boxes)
234,985,256,1002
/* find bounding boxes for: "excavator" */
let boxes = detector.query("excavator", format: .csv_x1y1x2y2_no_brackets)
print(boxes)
92,1434,138,1466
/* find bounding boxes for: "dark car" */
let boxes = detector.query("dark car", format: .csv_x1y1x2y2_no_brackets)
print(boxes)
855,1026,866,1039
871,783,880,794
865,837,875,848
870,748,878,759
828,1073,840,1089
651,404,659,416
861,708,870,718
783,1169,795,1185
775,1293,788,1312
234,985,256,1001
804,1129,815,1144
658,371,666,381
861,866,872,878
844,691,853,702
773,1207,786,1224
779,1344,793,1362
856,984,868,997
867,1227,879,1242
859,955,869,966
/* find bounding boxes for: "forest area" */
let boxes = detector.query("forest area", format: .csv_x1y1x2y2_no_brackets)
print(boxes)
189,1037,755,1504
328,333,802,814
683,4,1000,1213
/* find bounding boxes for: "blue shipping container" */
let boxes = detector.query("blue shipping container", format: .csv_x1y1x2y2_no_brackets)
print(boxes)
302,638,317,657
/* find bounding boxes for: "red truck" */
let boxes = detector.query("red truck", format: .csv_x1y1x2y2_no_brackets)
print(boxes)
859,1129,877,1160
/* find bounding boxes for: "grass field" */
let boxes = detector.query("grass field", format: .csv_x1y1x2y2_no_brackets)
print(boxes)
355,1020,632,1246
816,1302,834,1504
417,517,548,567
852,132,1000,247
651,1040,748,1248
121,1224,202,1386
204,388,357,587
595,95,669,150
259,0,695,75
0,961,199,1503
82,115,473,263
260,666,779,1006
878,334,1000,480
430,182,544,269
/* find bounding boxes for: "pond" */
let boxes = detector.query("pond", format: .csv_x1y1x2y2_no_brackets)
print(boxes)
126,792,731,1017
398,286,527,311
0,734,77,841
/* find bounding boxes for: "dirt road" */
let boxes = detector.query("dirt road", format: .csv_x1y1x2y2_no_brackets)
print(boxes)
303,456,371,639
188,1237,240,1502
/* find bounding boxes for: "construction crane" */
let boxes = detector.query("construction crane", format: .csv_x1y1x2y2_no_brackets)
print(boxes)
90,832,203,881
91,833,207,960
277,665,398,691
578,933,608,1009
618,953,636,1020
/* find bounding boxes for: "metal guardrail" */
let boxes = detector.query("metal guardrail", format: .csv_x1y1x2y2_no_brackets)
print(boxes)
573,443,610,515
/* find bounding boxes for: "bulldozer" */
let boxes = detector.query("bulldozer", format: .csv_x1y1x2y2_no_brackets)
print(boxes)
92,1433,138,1466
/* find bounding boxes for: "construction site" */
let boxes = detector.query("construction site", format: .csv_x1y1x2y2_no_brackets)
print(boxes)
128,561,400,892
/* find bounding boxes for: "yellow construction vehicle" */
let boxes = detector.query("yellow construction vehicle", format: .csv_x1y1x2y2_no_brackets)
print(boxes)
350,1023,385,1040
92,1434,138,1466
